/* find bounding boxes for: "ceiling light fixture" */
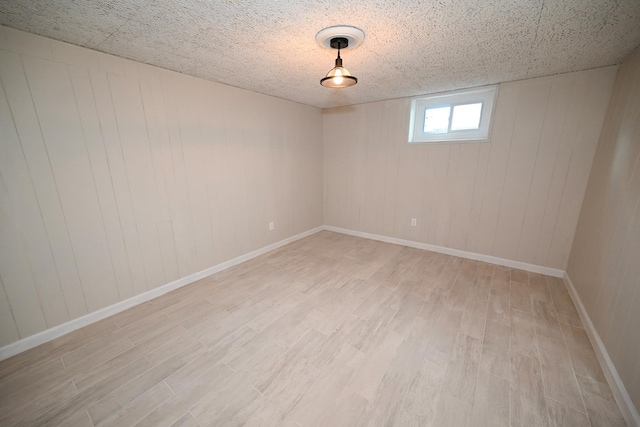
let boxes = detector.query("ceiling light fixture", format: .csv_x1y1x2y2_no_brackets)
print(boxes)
316,26,365,89
321,37,357,88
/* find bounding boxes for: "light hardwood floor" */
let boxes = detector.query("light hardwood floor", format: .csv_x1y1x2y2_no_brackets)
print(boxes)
0,231,627,426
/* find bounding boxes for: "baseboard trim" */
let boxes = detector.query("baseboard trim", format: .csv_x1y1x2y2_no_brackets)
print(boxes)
323,225,565,278
563,273,640,427
0,226,323,362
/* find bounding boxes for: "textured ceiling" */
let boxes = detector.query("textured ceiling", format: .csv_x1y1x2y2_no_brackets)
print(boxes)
1,0,640,109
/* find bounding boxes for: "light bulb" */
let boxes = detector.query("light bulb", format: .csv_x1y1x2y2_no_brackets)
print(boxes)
333,76,344,85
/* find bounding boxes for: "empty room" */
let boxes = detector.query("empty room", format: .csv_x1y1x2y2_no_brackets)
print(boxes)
0,1,639,426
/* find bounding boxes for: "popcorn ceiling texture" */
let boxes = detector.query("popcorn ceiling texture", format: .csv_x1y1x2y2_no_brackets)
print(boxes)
1,0,639,108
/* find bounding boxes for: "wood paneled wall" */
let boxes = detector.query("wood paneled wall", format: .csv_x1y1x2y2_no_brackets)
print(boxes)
567,47,640,412
324,67,617,270
0,27,323,347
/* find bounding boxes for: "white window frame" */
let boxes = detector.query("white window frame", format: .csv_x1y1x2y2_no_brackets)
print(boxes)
408,85,498,143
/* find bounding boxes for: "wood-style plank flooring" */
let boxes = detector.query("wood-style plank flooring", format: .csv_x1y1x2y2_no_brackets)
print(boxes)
0,231,627,426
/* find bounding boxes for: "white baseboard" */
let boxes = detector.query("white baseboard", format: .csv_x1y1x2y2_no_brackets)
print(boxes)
0,226,323,362
564,273,640,427
323,225,565,278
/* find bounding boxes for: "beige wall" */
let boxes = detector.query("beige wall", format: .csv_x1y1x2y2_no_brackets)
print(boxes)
324,68,617,270
567,47,640,412
0,27,323,347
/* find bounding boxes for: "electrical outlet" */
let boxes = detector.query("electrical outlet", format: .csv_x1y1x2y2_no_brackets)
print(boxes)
411,218,417,227
269,222,275,231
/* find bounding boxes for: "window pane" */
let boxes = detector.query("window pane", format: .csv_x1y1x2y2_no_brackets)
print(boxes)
424,106,451,133
451,103,482,130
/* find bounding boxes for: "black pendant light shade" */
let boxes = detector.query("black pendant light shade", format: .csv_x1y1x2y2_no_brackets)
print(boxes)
320,37,357,88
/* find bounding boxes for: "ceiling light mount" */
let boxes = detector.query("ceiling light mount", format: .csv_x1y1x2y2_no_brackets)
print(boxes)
329,37,349,50
315,25,365,50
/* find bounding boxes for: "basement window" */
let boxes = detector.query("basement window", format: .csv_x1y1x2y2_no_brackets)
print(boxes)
408,85,498,143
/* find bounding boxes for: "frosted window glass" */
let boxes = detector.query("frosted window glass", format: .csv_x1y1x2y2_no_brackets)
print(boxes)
424,106,451,133
451,103,482,130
